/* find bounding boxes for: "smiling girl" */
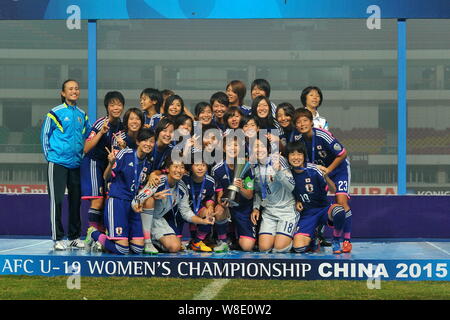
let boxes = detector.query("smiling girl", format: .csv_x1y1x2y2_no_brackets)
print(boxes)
41,79,91,251
81,91,125,239
149,94,186,130
112,107,144,152
85,128,155,255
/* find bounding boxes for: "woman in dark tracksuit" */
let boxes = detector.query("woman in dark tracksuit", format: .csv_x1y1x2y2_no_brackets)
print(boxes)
41,79,91,251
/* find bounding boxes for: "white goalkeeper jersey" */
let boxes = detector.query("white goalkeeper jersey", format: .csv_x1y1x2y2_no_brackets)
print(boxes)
252,154,297,220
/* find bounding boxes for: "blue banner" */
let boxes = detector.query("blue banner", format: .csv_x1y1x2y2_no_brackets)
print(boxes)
1,255,448,281
2,0,450,20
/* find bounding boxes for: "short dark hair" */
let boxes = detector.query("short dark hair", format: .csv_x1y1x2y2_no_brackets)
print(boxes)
163,94,185,116
154,117,175,142
161,89,175,99
123,108,144,132
284,140,308,161
300,86,323,108
293,108,314,124
224,106,244,129
174,114,194,135
136,127,155,142
226,80,247,106
242,115,260,128
164,156,185,170
140,88,163,113
251,79,271,98
210,91,229,108
104,91,125,110
194,101,212,118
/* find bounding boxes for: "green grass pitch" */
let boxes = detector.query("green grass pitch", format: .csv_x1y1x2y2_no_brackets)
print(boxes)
1,276,449,300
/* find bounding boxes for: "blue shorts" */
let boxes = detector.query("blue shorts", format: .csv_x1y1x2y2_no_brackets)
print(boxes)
81,157,106,199
163,210,185,237
329,166,351,197
295,205,332,238
230,207,256,240
104,197,144,240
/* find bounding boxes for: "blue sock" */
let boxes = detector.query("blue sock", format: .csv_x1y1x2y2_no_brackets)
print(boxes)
130,243,144,254
215,220,228,241
331,206,346,231
105,242,129,255
92,231,129,255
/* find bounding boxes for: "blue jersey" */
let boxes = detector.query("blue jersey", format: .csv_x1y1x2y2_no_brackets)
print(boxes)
280,127,296,146
148,143,173,172
148,113,162,130
85,117,123,164
297,128,349,176
143,112,152,127
211,117,226,133
112,130,138,151
239,105,252,116
292,164,330,212
211,161,254,212
108,148,150,201
182,174,216,214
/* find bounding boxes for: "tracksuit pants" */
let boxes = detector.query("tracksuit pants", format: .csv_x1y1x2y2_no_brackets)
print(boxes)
47,162,82,241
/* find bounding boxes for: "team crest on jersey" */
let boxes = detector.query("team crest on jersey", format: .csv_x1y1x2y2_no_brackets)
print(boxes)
318,150,327,158
317,145,322,150
115,227,123,236
305,178,311,183
306,184,314,192
333,143,342,151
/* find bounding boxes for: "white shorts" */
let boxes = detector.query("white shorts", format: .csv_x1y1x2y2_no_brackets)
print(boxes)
259,211,299,238
151,217,177,241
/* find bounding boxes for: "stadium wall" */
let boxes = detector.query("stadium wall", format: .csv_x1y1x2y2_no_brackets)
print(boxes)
1,194,449,238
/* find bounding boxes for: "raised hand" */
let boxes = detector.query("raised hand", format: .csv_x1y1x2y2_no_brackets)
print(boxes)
271,152,282,171
105,146,116,165
100,118,110,134
148,172,161,188
153,189,172,200
114,132,126,149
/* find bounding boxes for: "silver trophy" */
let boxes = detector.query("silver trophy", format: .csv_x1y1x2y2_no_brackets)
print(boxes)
222,161,252,207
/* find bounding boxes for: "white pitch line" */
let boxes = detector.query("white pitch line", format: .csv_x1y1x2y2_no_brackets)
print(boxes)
0,240,51,253
193,279,231,300
426,242,450,256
